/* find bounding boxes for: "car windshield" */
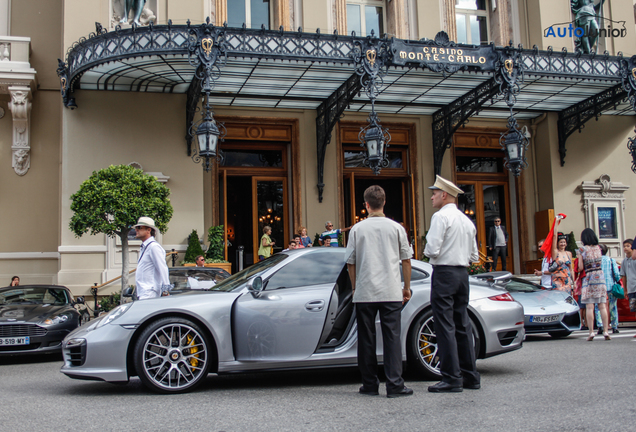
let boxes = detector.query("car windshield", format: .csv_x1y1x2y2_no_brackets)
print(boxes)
169,268,231,290
0,287,70,305
210,254,288,292
498,278,543,293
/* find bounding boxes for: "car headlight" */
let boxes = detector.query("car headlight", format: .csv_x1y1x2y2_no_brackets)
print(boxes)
564,295,577,305
43,314,71,325
95,304,131,329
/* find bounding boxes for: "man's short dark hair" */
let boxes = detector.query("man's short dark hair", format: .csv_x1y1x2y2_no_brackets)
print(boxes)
11,276,19,282
580,228,598,246
599,244,608,255
363,185,386,210
623,238,633,247
195,255,204,262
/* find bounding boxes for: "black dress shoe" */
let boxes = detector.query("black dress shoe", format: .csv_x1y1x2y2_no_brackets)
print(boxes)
597,328,603,335
386,386,414,398
613,328,619,334
359,386,379,396
463,382,481,390
428,381,463,393
581,326,589,331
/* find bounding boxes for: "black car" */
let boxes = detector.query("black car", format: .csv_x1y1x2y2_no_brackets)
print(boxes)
0,285,85,355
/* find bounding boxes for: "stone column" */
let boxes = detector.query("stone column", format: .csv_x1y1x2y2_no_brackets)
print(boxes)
441,0,457,41
333,0,347,35
273,0,292,30
215,0,227,26
386,0,409,39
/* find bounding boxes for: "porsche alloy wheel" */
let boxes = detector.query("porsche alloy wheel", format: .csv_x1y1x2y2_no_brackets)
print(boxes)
134,317,210,393
407,310,480,380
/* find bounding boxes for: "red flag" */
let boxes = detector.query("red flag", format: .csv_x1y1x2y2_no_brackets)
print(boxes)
540,214,567,261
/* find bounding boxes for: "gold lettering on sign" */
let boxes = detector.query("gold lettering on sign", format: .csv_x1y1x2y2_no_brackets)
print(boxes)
449,55,455,62
417,53,423,60
408,52,415,60
504,59,513,75
632,68,636,79
479,57,486,64
457,56,463,62
202,38,213,55
432,47,437,54
440,48,445,54
434,54,439,61
400,51,407,59
61,77,67,88
457,49,463,55
423,47,429,53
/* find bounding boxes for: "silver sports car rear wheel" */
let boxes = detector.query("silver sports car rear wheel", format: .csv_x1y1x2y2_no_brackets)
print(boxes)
407,310,480,380
134,317,210,393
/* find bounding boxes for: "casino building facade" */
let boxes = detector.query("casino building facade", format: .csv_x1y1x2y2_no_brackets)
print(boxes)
1,0,635,297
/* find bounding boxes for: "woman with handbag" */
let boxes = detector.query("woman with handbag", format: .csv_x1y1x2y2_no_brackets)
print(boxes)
578,228,611,341
594,244,621,334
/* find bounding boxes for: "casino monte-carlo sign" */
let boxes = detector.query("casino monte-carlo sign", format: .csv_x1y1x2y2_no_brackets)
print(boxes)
392,37,498,73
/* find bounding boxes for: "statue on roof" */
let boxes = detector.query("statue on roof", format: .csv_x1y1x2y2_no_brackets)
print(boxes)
571,0,605,54
115,0,155,27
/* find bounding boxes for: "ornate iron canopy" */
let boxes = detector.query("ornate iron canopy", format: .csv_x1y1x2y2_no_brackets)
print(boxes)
57,23,636,199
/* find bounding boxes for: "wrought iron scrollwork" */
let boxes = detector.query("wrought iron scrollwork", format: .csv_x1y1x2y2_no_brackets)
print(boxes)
315,73,361,202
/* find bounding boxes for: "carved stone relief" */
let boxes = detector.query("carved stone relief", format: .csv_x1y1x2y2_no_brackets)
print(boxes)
7,86,31,176
579,174,630,259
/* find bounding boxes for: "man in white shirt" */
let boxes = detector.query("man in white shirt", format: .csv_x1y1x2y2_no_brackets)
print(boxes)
424,175,480,393
346,185,413,398
134,217,171,300
534,239,552,289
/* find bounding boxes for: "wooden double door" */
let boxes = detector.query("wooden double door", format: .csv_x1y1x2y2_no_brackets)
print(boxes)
456,178,512,272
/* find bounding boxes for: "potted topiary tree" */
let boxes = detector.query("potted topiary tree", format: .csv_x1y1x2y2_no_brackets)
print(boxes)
205,225,231,274
182,229,205,266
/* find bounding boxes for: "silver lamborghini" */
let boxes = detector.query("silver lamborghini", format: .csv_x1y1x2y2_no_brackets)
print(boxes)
61,248,525,393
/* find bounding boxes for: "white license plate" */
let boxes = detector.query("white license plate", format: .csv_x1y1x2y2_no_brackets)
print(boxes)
0,336,30,346
529,315,560,323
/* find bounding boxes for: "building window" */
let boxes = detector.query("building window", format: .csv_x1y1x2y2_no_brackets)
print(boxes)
455,0,488,45
346,0,385,36
227,0,270,29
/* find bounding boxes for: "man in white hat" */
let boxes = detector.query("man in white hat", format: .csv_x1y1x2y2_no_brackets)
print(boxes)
424,175,480,393
134,217,171,300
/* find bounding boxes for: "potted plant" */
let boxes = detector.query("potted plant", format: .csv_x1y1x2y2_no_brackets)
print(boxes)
182,229,205,267
205,225,231,274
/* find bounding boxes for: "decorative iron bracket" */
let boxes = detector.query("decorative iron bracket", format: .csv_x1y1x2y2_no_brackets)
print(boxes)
431,77,499,175
315,73,361,202
56,59,76,109
620,55,636,112
557,84,627,166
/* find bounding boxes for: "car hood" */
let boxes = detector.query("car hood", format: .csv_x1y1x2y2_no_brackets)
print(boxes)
0,304,71,323
509,290,577,313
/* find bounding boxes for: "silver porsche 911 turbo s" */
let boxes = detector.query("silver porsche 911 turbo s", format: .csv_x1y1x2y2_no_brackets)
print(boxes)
61,248,525,393
475,272,581,338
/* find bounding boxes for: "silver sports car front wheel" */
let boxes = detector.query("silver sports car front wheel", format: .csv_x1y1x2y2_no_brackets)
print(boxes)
134,317,210,393
407,310,480,380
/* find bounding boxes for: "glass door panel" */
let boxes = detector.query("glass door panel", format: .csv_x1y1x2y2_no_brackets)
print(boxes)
483,184,510,271
253,177,287,257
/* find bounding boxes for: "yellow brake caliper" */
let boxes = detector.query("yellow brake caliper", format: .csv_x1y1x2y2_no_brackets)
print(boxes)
186,334,200,368
420,334,432,359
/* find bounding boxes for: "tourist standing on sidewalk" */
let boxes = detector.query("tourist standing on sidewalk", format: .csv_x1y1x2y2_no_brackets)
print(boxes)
578,228,610,341
134,217,171,300
594,244,620,334
346,185,413,398
621,238,636,338
424,175,480,393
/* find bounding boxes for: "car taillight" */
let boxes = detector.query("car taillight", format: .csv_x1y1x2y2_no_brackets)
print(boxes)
488,293,514,301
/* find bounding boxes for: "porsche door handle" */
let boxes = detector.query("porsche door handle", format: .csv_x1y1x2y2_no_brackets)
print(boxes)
305,300,325,312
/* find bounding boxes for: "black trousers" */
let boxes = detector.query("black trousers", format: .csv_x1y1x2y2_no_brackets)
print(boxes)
355,302,404,393
492,246,507,271
430,266,480,386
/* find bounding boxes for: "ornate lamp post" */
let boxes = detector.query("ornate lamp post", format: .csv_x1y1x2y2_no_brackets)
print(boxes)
354,33,391,175
628,131,636,174
187,19,228,171
496,45,527,177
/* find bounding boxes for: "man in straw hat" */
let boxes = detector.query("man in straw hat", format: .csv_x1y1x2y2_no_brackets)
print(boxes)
134,216,171,300
424,175,480,393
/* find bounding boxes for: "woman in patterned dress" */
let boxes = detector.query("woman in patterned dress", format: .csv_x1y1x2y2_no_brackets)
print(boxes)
578,228,610,341
550,231,574,293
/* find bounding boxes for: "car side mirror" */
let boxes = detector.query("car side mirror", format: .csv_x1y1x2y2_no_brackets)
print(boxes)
247,276,263,293
75,296,85,305
122,287,135,298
